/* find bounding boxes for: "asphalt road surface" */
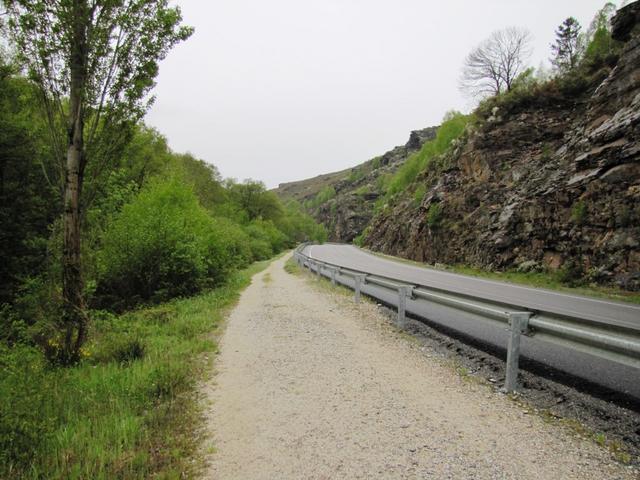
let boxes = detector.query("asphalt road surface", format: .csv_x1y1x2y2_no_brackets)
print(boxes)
304,244,640,400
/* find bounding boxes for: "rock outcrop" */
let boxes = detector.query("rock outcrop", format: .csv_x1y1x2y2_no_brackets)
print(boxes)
275,126,437,242
365,3,640,290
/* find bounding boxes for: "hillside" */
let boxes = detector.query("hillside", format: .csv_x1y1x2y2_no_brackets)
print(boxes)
279,2,640,291
275,126,437,242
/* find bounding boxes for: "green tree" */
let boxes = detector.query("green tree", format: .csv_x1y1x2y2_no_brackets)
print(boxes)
227,180,284,223
3,0,192,363
551,17,583,72
0,62,58,306
582,3,620,68
173,153,228,212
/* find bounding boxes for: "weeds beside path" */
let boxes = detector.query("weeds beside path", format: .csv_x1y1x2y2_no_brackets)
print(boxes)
201,253,636,479
0,258,274,480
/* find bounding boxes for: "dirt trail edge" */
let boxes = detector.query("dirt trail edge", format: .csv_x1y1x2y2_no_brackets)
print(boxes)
201,254,636,480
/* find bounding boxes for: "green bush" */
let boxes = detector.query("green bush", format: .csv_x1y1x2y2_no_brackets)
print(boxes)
245,219,288,255
276,201,328,244
95,178,249,310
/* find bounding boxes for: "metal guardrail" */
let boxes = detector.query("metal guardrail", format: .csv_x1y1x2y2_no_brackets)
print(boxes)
293,244,640,393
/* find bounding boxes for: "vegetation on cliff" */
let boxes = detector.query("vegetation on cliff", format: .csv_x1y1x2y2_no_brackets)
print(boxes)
364,1,640,292
278,1,639,294
0,5,325,475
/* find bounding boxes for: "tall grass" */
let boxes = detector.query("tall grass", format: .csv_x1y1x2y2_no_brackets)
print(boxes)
0,259,272,479
385,112,472,199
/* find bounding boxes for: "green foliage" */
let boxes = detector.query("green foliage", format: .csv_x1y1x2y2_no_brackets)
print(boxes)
582,2,619,69
551,17,583,73
386,112,471,199
276,201,328,244
92,332,146,365
355,184,371,196
558,259,586,287
426,203,443,228
348,167,365,183
413,184,427,206
0,262,269,479
582,25,621,70
352,226,371,247
172,152,227,212
306,185,337,210
0,345,54,472
376,172,392,192
571,200,588,225
244,219,287,260
226,180,284,223
0,63,58,306
95,179,248,310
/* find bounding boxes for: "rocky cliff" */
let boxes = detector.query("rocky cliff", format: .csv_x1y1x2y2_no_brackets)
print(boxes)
275,126,437,242
365,2,640,290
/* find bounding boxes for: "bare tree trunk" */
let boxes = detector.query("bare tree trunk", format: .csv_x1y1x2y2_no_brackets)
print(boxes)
62,0,88,364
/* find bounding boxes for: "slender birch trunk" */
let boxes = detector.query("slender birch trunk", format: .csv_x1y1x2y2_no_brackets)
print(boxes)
62,0,88,363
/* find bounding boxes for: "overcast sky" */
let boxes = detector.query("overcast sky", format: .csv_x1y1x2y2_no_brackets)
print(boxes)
146,0,614,188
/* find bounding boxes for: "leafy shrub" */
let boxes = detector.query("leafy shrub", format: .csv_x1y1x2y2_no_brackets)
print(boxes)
244,219,288,254
276,201,328,244
247,238,273,260
95,178,249,310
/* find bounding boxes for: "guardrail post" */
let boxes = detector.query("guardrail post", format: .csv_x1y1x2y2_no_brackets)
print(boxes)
505,312,531,393
316,262,323,279
354,274,366,304
397,286,411,328
330,267,337,285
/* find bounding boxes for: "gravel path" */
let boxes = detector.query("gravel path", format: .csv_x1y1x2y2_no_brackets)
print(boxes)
202,254,636,479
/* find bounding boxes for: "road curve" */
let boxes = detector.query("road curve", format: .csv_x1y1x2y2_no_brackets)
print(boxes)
305,244,640,331
202,254,636,479
304,244,640,400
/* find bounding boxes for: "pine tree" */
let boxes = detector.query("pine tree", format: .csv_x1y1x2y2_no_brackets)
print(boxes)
551,17,583,73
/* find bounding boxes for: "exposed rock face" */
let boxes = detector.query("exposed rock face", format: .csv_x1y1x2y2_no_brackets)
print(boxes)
275,127,437,243
365,5,640,290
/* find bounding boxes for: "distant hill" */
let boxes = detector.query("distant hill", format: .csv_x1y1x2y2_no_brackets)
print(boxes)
274,126,437,242
276,2,640,291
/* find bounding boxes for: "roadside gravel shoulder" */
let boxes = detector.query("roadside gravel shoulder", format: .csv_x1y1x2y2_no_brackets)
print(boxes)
201,254,637,479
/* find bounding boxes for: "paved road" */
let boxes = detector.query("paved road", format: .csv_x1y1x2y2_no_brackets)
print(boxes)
202,255,635,479
304,244,640,400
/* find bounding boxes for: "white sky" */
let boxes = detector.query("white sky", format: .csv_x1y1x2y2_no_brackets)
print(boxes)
146,0,614,188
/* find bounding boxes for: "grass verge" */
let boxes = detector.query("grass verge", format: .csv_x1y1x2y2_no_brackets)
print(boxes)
447,265,640,305
362,248,640,305
0,258,273,480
